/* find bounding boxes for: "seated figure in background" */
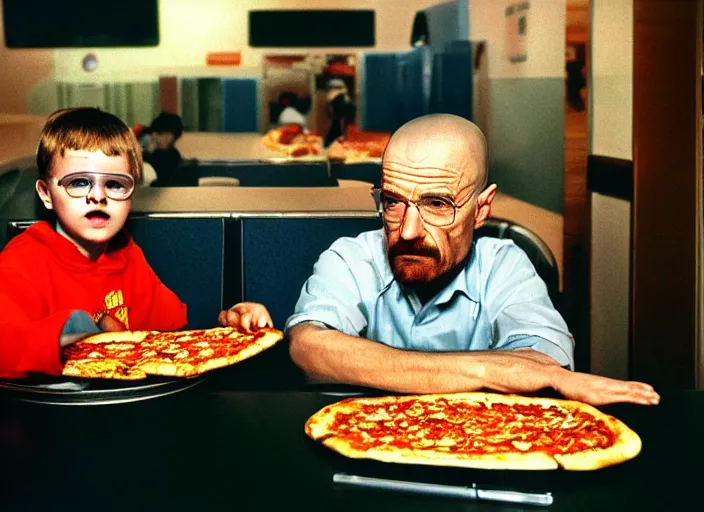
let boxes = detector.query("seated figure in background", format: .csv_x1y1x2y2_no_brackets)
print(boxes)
130,123,157,186
324,78,356,147
143,112,184,187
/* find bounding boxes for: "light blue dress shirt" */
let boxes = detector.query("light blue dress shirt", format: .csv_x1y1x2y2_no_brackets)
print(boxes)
286,229,574,369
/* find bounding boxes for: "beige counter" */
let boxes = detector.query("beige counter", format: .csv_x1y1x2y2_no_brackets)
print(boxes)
176,132,325,162
131,186,376,216
2,123,306,169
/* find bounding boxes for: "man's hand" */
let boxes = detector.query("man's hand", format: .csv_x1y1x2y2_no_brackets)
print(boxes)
550,367,660,406
218,302,273,332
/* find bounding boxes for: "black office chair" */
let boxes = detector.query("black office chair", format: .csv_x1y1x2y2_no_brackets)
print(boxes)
475,217,561,311
0,169,21,212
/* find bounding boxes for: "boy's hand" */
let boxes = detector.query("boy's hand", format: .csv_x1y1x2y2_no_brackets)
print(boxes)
98,315,126,332
218,302,273,332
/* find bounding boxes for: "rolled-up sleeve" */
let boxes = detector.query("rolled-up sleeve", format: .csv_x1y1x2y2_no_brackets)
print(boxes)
285,248,368,336
485,243,575,370
497,334,574,369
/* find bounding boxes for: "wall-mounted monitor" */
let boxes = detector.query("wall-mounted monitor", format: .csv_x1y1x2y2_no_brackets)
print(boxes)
249,10,375,48
2,0,159,48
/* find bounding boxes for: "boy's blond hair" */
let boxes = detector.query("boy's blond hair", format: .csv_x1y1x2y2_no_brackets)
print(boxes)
37,107,143,182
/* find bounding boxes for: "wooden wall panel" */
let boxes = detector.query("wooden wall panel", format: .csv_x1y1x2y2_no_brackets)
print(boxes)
631,0,702,388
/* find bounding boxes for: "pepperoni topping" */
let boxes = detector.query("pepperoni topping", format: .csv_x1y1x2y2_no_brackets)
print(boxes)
327,397,617,456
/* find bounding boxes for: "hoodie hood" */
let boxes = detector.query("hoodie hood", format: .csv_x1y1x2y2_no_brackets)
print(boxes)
23,220,132,275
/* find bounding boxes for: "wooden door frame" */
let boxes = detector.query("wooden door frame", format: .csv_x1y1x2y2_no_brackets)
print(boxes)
631,0,702,388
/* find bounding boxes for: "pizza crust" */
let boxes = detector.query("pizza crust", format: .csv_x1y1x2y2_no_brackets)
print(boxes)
305,392,642,471
72,330,151,345
62,359,146,380
322,437,559,470
553,415,642,470
130,359,198,378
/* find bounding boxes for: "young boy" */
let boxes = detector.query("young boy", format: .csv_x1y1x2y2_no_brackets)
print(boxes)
0,107,270,379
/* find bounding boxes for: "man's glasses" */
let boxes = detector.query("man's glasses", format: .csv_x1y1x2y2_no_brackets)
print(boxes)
371,188,470,227
55,172,135,201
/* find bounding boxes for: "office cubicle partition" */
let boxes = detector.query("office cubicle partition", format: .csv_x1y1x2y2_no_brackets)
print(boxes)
126,217,227,329
240,215,382,330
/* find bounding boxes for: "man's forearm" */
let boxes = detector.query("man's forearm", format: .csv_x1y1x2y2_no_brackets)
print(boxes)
288,323,560,394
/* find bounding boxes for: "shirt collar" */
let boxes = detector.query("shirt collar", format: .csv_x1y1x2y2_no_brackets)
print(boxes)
376,230,396,294
431,243,481,305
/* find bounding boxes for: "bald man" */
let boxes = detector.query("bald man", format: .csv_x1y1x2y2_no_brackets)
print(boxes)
286,114,659,407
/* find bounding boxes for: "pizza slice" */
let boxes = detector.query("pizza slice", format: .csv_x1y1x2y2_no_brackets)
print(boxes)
327,127,391,162
61,331,152,380
61,327,284,380
261,126,323,157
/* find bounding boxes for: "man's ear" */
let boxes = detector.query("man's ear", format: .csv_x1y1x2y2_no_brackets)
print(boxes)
35,179,54,210
474,184,497,229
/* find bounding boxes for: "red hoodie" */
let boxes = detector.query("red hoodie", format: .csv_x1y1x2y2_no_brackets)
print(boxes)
0,221,188,378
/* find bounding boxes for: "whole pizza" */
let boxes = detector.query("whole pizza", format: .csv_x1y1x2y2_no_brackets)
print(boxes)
305,392,641,471
61,327,283,380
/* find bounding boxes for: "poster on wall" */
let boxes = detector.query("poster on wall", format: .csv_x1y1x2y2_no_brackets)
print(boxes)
505,1,530,63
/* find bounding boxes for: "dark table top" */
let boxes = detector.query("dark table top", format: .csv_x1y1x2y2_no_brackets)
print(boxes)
1,385,702,512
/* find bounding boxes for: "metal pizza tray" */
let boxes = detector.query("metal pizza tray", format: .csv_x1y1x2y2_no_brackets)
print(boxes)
0,374,205,406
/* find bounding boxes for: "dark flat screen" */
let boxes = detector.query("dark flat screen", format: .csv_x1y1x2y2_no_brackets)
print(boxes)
2,0,159,48
249,10,375,47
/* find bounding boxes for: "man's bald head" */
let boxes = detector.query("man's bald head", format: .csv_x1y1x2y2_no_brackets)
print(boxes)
382,114,488,191
379,114,496,286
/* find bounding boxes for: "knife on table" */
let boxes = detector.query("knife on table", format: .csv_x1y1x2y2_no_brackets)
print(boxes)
333,473,554,507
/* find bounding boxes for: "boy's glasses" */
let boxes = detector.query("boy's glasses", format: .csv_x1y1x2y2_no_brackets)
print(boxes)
55,172,135,201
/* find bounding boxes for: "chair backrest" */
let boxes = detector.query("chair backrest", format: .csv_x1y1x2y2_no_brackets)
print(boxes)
125,217,226,329
0,169,21,212
220,215,383,391
475,217,561,310
241,216,383,329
